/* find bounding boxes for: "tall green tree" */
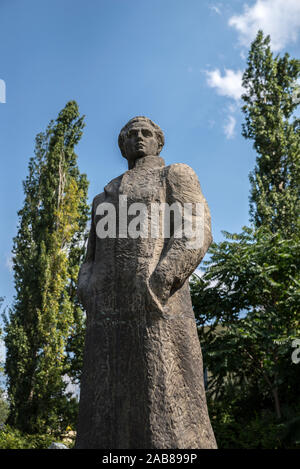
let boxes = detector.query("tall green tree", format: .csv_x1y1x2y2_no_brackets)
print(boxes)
242,30,300,233
3,101,89,433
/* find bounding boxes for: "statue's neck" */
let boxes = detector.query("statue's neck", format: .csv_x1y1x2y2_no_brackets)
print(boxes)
129,155,165,170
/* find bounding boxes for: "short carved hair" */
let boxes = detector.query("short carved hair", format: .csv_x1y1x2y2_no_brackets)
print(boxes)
118,116,165,159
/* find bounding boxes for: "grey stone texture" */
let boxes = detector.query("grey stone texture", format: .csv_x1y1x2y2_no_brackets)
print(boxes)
75,117,217,449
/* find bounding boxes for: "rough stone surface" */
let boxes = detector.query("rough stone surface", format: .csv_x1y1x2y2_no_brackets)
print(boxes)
75,116,217,449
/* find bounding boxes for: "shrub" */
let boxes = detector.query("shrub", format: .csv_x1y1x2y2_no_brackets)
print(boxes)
0,425,69,449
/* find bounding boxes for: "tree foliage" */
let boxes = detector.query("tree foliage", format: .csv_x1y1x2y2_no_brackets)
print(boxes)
242,30,300,233
192,226,300,419
3,101,89,433
191,31,300,447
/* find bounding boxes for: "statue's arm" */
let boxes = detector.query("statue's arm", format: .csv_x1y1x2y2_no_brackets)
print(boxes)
149,163,212,304
77,198,97,307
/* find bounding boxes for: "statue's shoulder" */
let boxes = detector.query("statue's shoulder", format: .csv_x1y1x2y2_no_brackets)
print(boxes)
92,192,105,207
92,174,124,210
164,163,200,186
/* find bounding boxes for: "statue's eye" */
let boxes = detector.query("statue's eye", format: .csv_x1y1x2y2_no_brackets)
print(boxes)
142,129,152,137
127,130,137,138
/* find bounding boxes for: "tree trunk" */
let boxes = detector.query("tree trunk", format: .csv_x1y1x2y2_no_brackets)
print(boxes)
272,387,281,419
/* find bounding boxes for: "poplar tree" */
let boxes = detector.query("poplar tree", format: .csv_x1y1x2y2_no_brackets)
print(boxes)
242,30,300,233
191,31,300,430
3,101,89,433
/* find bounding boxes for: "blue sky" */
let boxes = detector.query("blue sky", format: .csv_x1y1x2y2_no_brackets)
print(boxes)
0,0,299,336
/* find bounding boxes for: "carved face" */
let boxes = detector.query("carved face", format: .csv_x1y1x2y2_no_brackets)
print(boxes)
123,122,159,165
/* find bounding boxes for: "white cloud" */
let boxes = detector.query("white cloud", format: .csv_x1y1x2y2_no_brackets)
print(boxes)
5,255,13,272
223,115,236,139
206,68,244,101
228,102,239,113
209,4,222,15
205,69,242,139
0,79,6,104
229,0,300,51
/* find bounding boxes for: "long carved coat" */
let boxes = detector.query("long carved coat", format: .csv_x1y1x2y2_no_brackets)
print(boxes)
75,155,217,449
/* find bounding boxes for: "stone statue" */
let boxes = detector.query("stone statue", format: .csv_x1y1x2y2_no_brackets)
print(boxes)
75,116,217,449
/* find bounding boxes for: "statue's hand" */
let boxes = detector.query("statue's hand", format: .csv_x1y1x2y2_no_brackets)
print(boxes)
149,266,173,306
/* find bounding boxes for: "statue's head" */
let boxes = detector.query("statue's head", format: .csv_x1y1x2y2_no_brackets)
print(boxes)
118,116,165,169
